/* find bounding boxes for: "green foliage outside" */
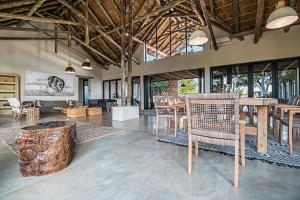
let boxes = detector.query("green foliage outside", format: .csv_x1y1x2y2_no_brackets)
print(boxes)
179,79,197,95
152,81,169,95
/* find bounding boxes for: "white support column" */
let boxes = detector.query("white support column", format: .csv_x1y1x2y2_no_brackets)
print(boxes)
204,67,211,93
140,75,144,110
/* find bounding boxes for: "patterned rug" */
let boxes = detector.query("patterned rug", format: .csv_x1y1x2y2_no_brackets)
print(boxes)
158,130,300,169
0,121,123,154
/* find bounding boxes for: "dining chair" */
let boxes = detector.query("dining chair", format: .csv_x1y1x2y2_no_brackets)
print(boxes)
276,104,300,154
273,96,300,141
7,98,30,119
153,96,184,136
185,93,244,189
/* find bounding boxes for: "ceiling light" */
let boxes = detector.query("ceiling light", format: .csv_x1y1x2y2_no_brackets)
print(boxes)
188,30,208,46
65,33,75,74
81,59,93,70
266,1,299,29
65,62,75,74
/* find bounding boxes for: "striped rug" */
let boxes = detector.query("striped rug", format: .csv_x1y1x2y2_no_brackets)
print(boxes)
0,121,123,154
158,130,300,169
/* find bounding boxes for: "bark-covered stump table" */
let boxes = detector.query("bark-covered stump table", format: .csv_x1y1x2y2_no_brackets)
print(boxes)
16,121,76,176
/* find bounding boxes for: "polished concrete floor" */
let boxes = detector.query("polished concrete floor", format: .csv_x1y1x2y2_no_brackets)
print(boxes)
0,113,300,200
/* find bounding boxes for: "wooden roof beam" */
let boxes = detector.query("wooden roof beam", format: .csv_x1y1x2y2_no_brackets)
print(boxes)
0,11,106,28
209,0,214,15
253,0,265,44
233,0,239,33
27,22,107,70
192,0,205,25
199,0,218,50
284,0,296,33
17,0,46,27
137,0,187,22
57,0,140,65
0,0,36,10
94,0,121,37
72,36,120,67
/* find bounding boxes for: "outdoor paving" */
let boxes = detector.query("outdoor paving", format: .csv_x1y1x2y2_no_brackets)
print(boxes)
0,113,300,200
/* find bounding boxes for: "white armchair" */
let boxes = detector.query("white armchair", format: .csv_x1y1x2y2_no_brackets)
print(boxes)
7,98,29,119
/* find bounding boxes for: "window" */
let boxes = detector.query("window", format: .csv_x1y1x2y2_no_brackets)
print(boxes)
210,58,300,99
278,60,299,101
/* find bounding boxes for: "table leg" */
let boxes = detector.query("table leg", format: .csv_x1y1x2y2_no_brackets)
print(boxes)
279,109,284,145
249,105,254,124
257,105,268,153
267,106,270,130
174,110,178,137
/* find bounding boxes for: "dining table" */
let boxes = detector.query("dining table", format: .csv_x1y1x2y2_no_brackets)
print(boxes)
239,98,278,153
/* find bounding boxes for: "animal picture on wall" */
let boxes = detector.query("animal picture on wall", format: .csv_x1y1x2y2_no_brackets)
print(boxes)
25,71,74,96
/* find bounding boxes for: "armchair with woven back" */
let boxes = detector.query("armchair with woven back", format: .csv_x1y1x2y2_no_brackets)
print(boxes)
185,93,246,189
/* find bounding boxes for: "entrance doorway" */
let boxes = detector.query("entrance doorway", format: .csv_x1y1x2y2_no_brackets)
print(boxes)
143,68,204,109
79,78,90,106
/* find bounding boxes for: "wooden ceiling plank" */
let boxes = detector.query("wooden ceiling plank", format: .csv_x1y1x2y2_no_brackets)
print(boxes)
199,0,218,50
253,0,265,44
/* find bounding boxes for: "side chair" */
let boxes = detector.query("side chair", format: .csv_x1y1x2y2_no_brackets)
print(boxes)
185,93,245,189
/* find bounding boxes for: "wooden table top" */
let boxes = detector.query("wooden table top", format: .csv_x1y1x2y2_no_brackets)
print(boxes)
239,98,278,106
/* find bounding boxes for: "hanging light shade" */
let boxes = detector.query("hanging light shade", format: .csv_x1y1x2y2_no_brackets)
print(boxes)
266,1,299,29
81,59,93,70
188,30,208,46
65,62,75,73
65,33,75,74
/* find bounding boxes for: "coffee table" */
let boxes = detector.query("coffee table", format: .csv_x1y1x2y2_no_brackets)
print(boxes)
16,121,76,176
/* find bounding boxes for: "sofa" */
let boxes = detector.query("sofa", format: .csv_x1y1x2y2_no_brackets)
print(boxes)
88,99,117,112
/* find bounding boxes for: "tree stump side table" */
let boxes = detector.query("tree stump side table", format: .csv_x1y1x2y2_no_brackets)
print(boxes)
16,121,76,176
26,108,40,121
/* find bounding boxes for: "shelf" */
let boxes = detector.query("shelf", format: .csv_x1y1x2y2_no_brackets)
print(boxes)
0,90,16,93
0,81,16,85
0,106,10,109
0,98,8,101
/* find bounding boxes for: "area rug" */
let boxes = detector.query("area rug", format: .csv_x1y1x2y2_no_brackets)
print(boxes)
0,121,123,154
158,130,300,169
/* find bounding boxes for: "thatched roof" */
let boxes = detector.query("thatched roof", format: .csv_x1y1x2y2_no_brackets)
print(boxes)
0,0,299,69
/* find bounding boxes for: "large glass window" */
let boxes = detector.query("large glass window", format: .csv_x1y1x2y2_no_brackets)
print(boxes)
253,63,272,98
232,65,249,97
103,81,109,99
211,67,230,93
210,58,300,99
278,60,299,101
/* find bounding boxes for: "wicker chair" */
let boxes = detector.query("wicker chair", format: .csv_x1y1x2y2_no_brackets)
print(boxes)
186,93,243,189
153,96,184,136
